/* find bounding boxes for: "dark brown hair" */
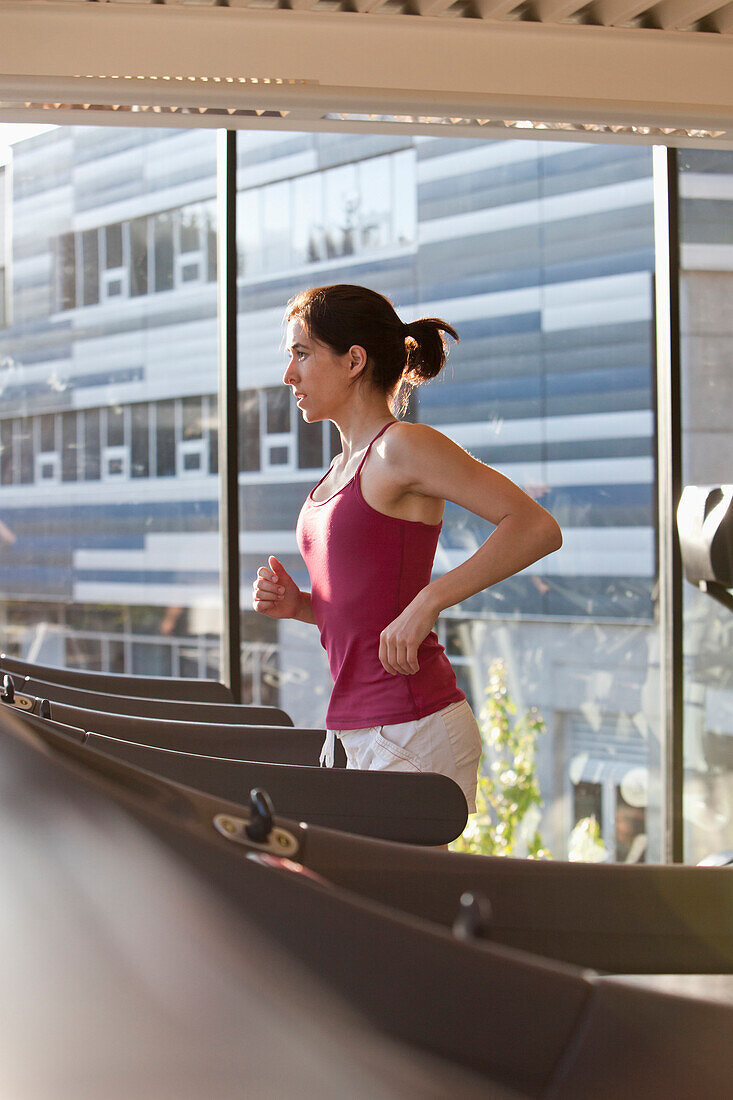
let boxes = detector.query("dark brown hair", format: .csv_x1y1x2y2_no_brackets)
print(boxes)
285,284,458,416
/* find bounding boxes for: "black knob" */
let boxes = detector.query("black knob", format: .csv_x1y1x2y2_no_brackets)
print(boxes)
1,673,15,703
452,891,492,942
245,788,274,843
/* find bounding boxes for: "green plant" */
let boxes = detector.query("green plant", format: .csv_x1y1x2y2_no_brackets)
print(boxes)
567,814,608,863
450,659,551,858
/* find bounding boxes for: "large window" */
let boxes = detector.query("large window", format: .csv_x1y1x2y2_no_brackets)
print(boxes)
236,133,661,860
2,119,722,864
55,201,217,310
679,149,733,863
237,148,416,280
0,126,222,679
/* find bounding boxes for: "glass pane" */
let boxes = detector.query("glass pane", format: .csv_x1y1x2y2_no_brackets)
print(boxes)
268,446,289,466
182,396,203,440
238,390,260,473
616,787,646,863
129,216,148,297
61,412,78,482
155,399,175,477
179,207,201,254
0,418,13,484
105,223,123,269
679,148,733,863
359,156,391,251
237,132,660,862
324,163,358,260
237,189,261,278
205,202,217,283
40,413,55,453
17,418,33,484
262,181,291,272
292,174,322,267
393,149,417,248
298,419,324,470
81,229,99,306
130,403,150,479
266,387,290,435
0,124,221,680
58,232,76,310
154,211,174,292
106,406,124,448
83,408,101,481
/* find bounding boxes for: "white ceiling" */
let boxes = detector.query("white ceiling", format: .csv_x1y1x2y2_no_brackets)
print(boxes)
0,0,732,145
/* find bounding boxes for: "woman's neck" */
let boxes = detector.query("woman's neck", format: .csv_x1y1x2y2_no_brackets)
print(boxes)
332,398,396,462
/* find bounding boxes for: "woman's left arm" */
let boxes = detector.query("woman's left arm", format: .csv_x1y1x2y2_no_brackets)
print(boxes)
379,425,562,676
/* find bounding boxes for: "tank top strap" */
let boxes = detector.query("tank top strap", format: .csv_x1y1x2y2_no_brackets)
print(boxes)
355,420,398,477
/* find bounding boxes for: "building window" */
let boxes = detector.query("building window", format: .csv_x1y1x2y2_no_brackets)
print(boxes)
101,405,129,480
154,212,174,294
262,387,294,472
570,769,647,862
155,399,176,477
16,418,33,484
82,408,101,481
80,228,100,307
239,389,261,473
237,150,416,280
178,395,205,476
34,413,60,483
56,201,217,310
130,402,150,479
0,418,13,484
129,216,149,298
57,233,76,312
61,411,78,482
101,222,128,301
176,206,206,287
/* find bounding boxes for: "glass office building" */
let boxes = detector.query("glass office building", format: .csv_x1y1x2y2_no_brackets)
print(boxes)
1,124,731,861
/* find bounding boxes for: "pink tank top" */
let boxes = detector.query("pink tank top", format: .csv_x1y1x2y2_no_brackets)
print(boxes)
297,422,464,730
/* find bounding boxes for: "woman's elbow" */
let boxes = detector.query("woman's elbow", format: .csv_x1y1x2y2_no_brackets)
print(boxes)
543,514,563,555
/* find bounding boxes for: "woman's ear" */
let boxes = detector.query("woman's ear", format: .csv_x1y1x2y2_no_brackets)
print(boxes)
348,344,368,381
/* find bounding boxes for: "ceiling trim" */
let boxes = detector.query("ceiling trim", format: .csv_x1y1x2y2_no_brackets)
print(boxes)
1,3,733,145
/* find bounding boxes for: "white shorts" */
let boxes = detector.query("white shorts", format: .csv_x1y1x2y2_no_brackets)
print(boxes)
321,699,482,814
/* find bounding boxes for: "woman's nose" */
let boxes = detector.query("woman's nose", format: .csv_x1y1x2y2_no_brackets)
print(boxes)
283,358,296,386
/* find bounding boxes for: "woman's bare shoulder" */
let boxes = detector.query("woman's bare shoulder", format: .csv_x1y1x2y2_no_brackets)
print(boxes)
379,421,466,492
382,420,453,457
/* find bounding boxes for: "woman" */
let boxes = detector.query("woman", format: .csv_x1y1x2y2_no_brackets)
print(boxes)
252,285,562,814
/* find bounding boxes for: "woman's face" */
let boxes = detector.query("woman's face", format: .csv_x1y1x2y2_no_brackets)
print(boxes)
283,317,356,423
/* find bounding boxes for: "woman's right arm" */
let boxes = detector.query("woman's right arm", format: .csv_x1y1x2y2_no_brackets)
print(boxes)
252,555,316,624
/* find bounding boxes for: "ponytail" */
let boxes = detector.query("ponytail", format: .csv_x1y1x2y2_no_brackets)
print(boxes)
404,317,459,384
285,284,459,416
